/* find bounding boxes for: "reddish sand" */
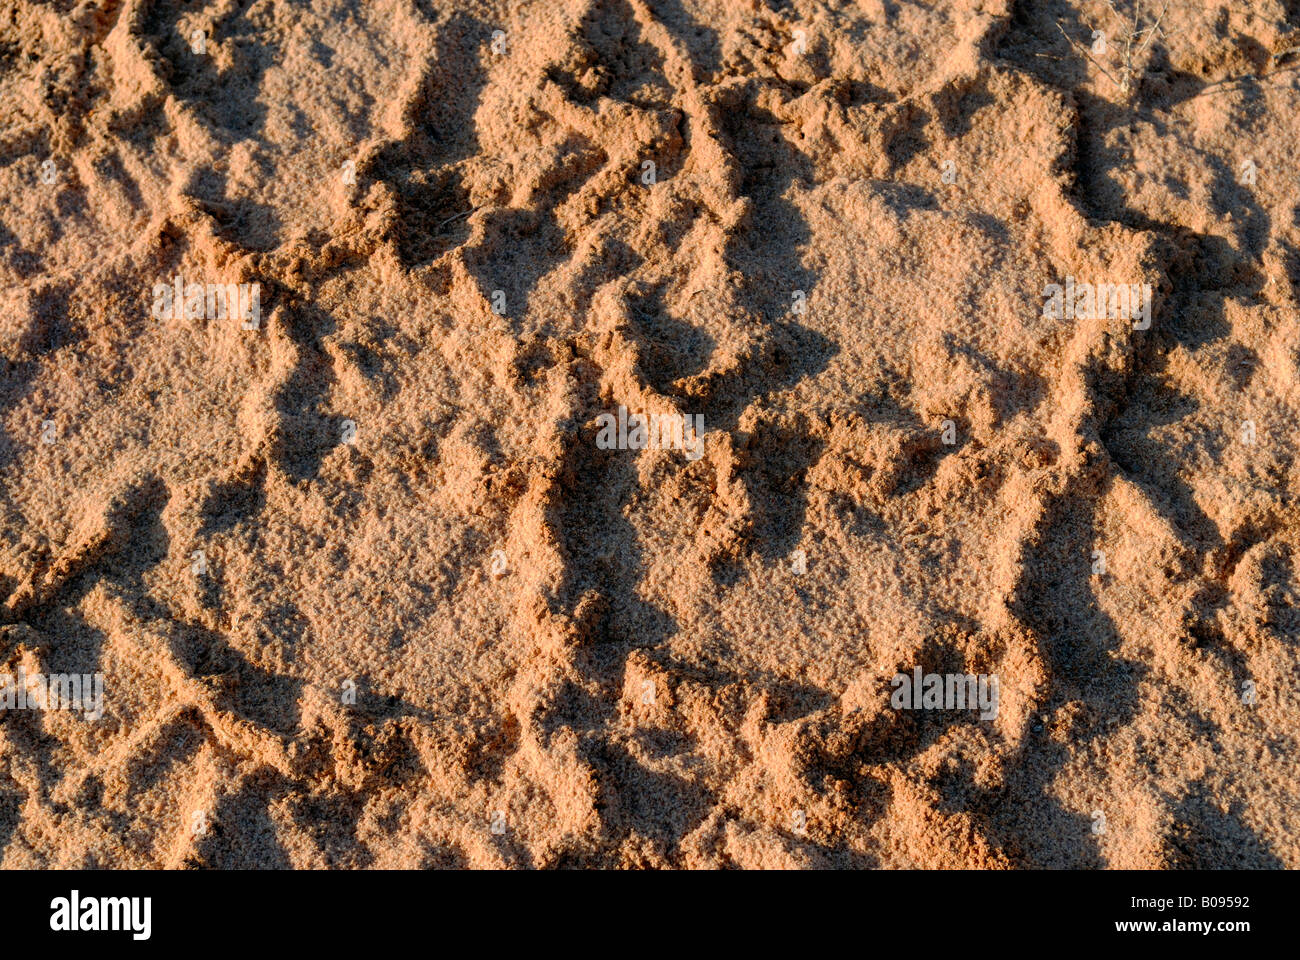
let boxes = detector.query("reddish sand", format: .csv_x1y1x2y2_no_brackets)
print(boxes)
0,0,1297,868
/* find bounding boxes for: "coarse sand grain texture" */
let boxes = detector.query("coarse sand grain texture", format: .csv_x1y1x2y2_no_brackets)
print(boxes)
0,0,1298,868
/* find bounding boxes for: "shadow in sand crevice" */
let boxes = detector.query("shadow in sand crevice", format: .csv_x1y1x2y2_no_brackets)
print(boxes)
625,283,716,400
0,788,22,853
271,297,346,484
981,479,1147,867
547,0,674,110
698,84,837,570
649,0,723,81
140,0,272,140
182,163,283,252
552,439,680,659
193,769,294,869
461,135,605,330
0,282,76,474
365,11,491,270
583,738,718,864
1165,783,1285,868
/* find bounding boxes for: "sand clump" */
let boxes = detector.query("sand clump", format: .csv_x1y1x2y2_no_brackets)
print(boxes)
0,0,1297,868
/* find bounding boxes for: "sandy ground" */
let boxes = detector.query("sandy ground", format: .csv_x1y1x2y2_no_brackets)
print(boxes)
0,0,1297,868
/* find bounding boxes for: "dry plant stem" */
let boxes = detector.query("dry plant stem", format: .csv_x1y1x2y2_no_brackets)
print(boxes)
1061,0,1172,100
